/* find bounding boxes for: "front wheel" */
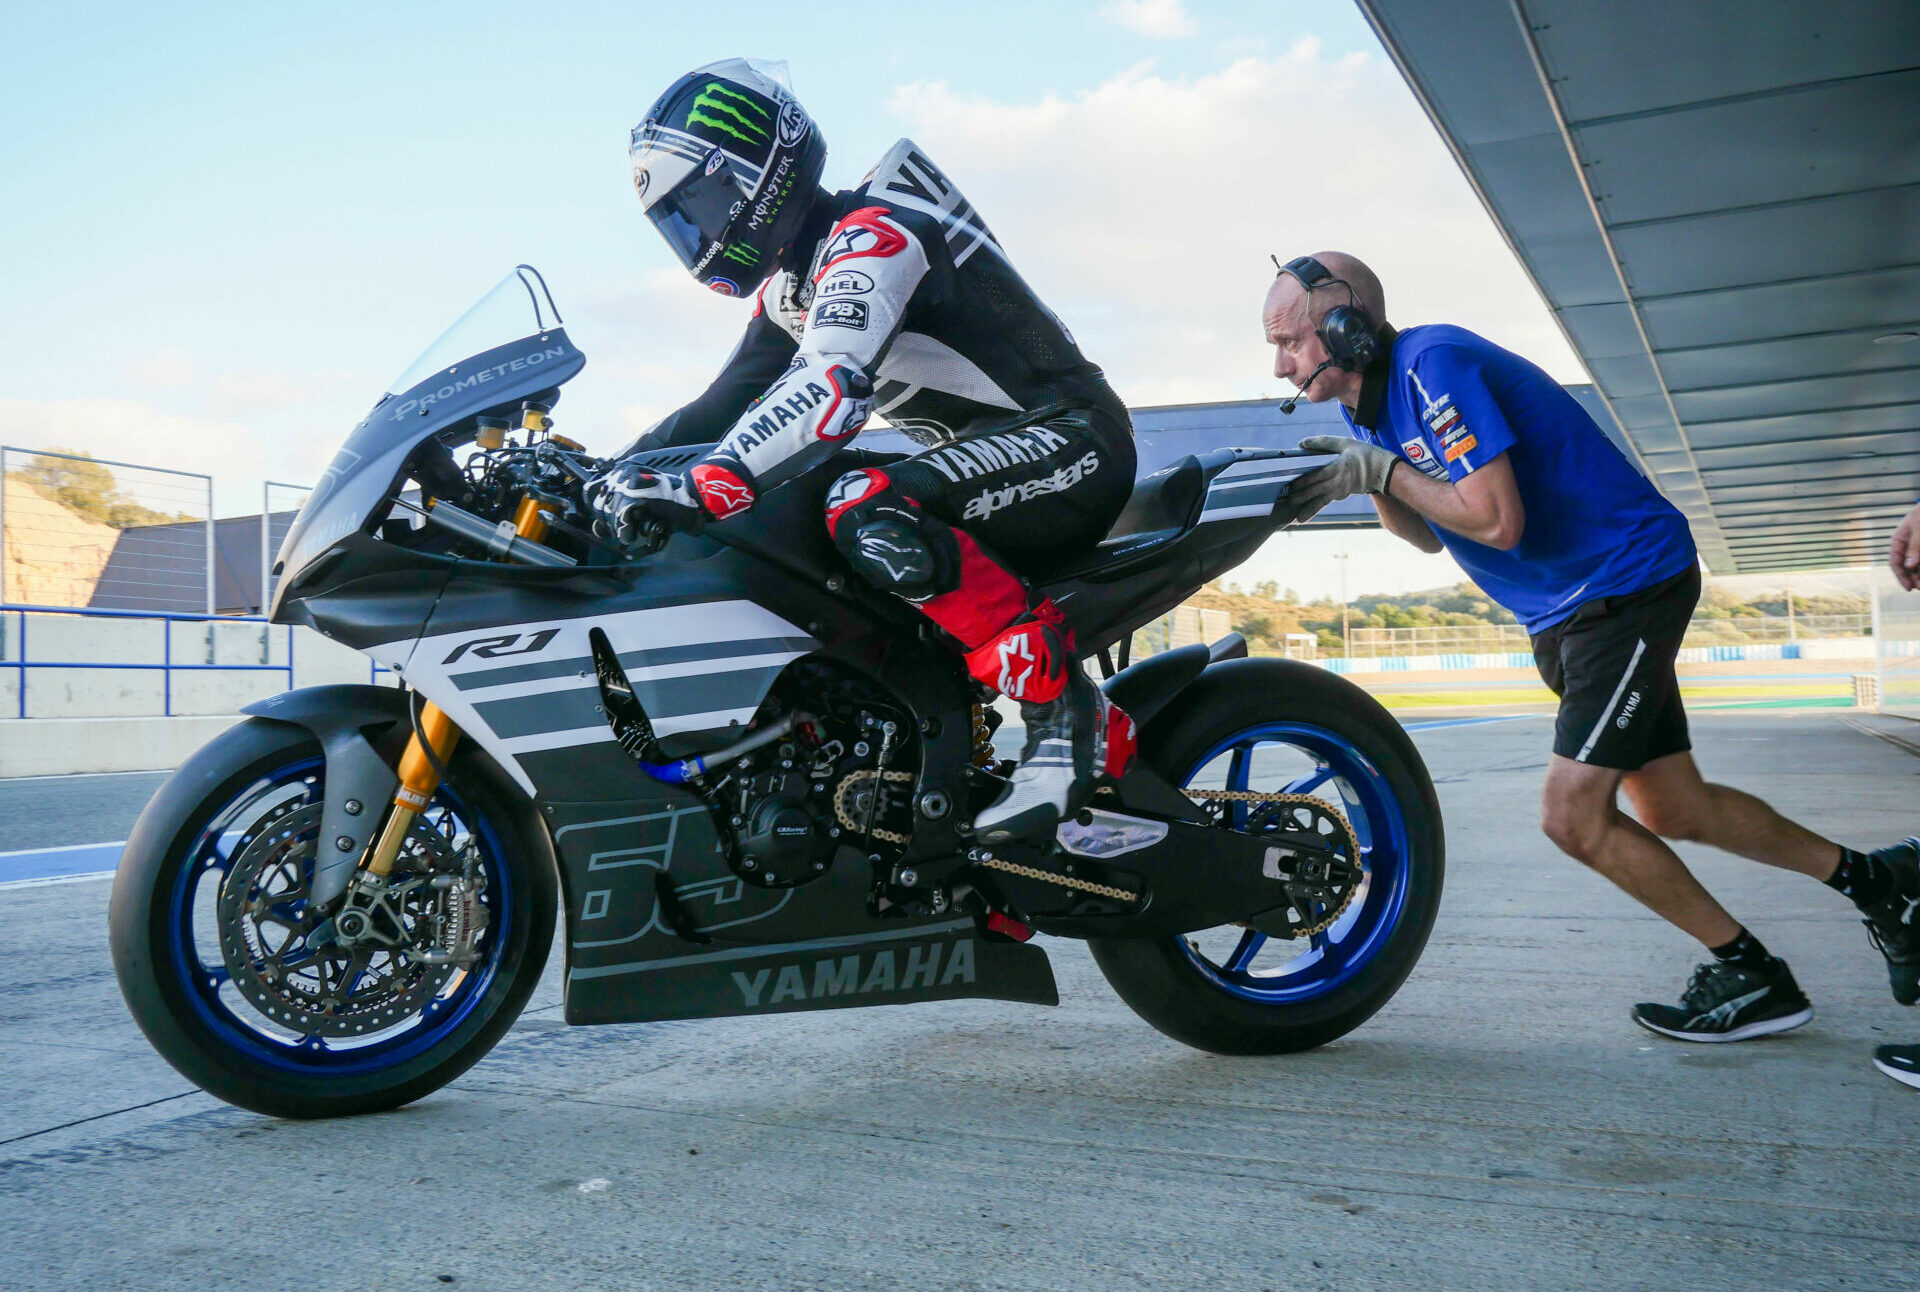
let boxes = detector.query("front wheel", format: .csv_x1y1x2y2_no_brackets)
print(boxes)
110,716,556,1118
1090,659,1444,1054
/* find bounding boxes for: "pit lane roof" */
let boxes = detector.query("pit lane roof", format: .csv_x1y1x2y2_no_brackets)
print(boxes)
1355,0,1920,573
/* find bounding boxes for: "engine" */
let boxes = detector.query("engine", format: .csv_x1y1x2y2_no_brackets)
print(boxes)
717,663,919,890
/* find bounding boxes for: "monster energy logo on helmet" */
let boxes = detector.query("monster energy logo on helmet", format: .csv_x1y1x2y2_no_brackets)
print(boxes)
721,244,761,266
685,82,772,146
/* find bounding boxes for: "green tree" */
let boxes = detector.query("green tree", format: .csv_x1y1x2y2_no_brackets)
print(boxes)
1237,611,1275,642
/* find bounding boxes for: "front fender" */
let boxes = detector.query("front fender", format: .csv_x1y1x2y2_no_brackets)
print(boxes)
242,685,551,909
242,686,410,906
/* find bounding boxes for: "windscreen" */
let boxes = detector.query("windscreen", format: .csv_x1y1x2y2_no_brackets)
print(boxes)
387,266,564,396
271,265,585,612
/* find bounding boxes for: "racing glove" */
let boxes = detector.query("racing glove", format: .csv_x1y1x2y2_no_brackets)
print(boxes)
587,463,707,550
1282,435,1400,524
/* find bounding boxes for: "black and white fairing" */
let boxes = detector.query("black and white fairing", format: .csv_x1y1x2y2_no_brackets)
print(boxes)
367,597,819,799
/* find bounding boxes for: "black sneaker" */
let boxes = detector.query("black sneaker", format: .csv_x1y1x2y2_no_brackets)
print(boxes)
1860,837,1920,1006
1873,1044,1920,1090
1631,958,1813,1043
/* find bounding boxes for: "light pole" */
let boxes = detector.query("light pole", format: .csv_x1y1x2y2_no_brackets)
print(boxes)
1335,548,1351,658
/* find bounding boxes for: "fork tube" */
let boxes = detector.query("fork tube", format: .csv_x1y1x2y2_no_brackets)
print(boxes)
359,492,546,878
364,704,461,877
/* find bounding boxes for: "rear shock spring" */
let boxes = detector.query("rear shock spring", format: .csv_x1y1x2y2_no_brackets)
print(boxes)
970,702,997,767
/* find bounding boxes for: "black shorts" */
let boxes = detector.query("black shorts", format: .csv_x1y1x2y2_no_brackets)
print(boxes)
1531,565,1699,770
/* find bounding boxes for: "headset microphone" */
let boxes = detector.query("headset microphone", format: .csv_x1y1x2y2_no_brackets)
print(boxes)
1280,359,1337,414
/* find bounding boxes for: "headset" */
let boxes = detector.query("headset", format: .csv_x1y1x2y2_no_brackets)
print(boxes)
1273,254,1383,372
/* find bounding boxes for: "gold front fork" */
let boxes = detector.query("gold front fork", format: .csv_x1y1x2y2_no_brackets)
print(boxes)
358,484,550,878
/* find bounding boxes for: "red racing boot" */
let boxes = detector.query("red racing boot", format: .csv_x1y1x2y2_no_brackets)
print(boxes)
966,607,1137,845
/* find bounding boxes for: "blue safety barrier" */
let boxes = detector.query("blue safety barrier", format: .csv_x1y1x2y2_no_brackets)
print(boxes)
0,603,384,719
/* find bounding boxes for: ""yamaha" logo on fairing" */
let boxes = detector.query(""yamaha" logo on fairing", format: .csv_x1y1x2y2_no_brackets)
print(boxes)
730,939,977,1007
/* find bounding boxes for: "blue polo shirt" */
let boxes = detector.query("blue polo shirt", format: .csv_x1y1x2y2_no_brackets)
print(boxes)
1342,324,1697,633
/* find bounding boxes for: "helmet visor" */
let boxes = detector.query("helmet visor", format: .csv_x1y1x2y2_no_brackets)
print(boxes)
648,150,744,271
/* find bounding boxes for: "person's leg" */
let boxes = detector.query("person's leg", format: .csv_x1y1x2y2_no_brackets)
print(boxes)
1622,730,1920,1005
1536,568,1812,1039
823,409,1137,841
1540,754,1742,947
1540,752,1812,1041
1622,750,1840,880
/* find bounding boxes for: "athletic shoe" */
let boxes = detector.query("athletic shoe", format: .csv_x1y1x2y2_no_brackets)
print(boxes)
974,669,1136,845
1872,1044,1920,1090
1631,957,1813,1043
1860,837,1920,1005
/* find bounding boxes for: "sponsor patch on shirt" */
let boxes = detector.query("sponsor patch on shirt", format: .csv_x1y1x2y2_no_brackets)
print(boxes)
1443,431,1478,463
1400,438,1447,478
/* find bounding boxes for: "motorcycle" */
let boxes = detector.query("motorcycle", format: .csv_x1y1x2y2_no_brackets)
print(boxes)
109,266,1445,1118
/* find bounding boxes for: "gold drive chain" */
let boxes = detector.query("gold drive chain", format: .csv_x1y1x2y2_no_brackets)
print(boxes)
833,768,915,845
833,771,1361,929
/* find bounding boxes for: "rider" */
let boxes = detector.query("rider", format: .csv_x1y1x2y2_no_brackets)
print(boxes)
589,59,1138,844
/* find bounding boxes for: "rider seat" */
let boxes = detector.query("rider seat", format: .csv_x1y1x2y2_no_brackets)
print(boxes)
1022,455,1206,585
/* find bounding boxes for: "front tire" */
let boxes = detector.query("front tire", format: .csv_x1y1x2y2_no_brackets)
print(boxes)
110,716,556,1118
1090,659,1443,1054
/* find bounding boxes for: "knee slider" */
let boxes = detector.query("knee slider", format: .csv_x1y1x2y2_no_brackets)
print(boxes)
826,467,960,599
845,516,954,598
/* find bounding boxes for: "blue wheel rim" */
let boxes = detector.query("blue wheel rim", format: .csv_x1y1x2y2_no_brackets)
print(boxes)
166,757,512,1077
1174,722,1412,1003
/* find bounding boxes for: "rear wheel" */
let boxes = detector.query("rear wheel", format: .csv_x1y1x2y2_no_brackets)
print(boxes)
1090,660,1443,1054
110,717,555,1118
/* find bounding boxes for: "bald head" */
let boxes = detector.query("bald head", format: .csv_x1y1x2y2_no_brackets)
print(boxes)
1303,251,1385,327
1262,251,1387,410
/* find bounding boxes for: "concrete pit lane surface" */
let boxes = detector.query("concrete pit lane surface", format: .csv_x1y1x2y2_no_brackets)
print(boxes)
1,715,1917,1291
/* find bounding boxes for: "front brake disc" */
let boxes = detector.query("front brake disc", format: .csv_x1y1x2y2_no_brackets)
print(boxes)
217,802,470,1037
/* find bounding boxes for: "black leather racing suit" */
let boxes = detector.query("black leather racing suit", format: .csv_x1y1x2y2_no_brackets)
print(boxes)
628,137,1142,833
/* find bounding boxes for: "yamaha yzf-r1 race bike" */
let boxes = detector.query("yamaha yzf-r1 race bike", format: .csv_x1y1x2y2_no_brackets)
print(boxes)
110,267,1445,1118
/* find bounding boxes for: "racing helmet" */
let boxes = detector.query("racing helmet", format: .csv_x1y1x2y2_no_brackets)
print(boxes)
630,59,826,297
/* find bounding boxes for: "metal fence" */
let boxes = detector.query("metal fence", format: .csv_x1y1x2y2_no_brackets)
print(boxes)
1,446,215,613
1132,606,1233,657
1347,624,1531,657
1345,613,1873,659
0,446,315,616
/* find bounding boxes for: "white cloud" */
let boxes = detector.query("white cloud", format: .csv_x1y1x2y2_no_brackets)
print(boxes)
1102,0,1197,39
885,44,1584,413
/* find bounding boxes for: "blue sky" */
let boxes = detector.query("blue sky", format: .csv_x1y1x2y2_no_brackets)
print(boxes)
1,0,1583,599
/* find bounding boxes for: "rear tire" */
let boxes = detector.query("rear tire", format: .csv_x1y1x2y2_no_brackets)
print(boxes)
1090,659,1443,1054
110,717,556,1118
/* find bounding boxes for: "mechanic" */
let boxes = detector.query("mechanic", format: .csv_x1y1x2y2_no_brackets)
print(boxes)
1873,493,1920,1088
1270,250,1920,1042
587,59,1137,845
